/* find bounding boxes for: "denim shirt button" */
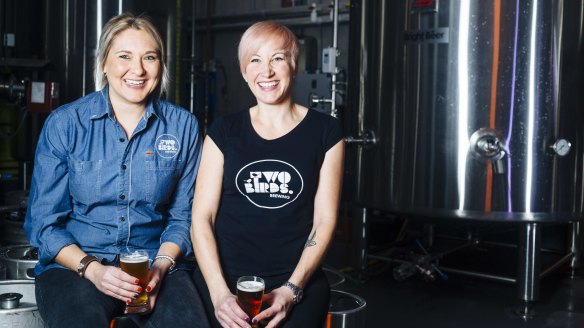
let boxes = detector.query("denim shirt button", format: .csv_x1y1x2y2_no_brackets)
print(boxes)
119,138,125,142
119,194,125,200
121,164,127,170
120,216,125,222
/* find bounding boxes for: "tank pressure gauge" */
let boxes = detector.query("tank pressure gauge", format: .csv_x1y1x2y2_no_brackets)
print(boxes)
552,139,571,156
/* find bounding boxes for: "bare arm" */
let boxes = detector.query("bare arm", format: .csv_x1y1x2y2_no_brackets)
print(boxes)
258,139,345,327
191,136,251,327
288,139,345,288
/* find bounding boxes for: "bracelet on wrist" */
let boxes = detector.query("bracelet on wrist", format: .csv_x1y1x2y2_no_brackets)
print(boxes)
153,255,176,270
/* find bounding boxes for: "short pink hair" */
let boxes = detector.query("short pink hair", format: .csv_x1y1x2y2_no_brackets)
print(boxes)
238,21,300,75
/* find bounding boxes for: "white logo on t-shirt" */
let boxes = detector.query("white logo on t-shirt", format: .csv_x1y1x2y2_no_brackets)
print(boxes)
236,159,303,209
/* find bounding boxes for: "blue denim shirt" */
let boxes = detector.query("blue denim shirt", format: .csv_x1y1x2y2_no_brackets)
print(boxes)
24,86,202,275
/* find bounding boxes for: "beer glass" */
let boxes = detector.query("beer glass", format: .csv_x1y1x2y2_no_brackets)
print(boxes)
236,276,265,326
120,249,150,314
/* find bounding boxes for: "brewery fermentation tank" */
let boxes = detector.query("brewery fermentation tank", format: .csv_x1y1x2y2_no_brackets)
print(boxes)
349,0,584,221
347,0,584,310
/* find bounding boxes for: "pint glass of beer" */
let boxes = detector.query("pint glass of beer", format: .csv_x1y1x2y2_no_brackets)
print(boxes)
120,249,150,314
236,276,265,325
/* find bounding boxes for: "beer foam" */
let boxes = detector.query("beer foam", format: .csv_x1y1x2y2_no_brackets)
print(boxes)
238,280,264,292
121,253,148,263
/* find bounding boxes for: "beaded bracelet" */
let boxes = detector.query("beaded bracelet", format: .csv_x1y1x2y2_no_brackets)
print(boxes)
153,255,176,270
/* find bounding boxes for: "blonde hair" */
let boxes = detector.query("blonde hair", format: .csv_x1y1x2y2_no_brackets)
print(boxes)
94,12,168,98
237,21,300,75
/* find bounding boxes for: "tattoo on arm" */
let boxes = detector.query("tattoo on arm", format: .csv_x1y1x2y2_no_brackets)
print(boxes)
305,230,317,248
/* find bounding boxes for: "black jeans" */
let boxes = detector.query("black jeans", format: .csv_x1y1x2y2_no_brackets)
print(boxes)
36,268,210,328
193,268,330,328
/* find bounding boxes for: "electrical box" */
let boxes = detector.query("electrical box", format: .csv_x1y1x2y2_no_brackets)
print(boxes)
27,81,59,113
322,47,337,73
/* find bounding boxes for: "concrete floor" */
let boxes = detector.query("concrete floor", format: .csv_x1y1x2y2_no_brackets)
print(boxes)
327,268,584,328
325,233,584,328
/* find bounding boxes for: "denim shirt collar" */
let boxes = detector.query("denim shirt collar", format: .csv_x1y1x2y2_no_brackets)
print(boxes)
90,85,162,124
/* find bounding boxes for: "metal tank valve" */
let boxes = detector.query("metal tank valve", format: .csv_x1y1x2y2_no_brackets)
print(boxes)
470,128,509,174
344,130,377,149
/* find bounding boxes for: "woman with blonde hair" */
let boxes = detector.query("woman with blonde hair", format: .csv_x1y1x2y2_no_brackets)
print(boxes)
191,21,345,328
25,13,209,327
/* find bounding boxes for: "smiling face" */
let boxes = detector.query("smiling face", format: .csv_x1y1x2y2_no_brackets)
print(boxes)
103,28,161,109
242,38,294,106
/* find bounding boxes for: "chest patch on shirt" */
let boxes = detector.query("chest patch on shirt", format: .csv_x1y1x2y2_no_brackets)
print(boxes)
155,134,180,158
236,159,303,209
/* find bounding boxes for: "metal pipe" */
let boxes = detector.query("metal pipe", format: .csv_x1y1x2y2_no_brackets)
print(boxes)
439,266,516,284
43,0,50,60
367,254,400,263
21,162,28,190
540,251,574,278
330,0,339,118
332,0,338,49
517,223,541,302
367,254,517,283
0,205,20,214
173,0,182,103
354,207,369,278
568,221,582,273
0,0,4,58
431,233,565,255
64,0,70,99
203,0,213,134
82,0,88,96
344,130,376,148
165,3,177,102
354,0,368,200
192,9,349,32
423,223,435,249
189,0,196,114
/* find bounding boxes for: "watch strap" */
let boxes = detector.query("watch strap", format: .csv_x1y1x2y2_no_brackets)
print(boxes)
77,255,99,278
282,281,303,304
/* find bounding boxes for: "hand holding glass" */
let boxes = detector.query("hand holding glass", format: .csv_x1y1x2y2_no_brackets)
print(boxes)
236,276,265,326
120,249,150,314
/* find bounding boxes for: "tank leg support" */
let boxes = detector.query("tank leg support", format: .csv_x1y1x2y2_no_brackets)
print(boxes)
516,301,536,319
516,222,540,319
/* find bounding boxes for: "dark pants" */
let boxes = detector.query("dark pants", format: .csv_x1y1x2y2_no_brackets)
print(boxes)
193,268,330,328
36,268,210,328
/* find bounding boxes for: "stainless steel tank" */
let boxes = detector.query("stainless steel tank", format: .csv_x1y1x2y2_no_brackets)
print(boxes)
43,0,181,103
348,0,584,222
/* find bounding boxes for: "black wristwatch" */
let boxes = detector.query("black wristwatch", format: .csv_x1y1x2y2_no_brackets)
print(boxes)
282,281,303,304
77,255,99,278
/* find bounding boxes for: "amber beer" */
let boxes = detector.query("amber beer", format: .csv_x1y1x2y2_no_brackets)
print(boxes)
236,276,265,322
120,250,149,314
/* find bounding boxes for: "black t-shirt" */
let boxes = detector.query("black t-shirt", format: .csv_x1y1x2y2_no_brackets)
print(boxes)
207,108,343,285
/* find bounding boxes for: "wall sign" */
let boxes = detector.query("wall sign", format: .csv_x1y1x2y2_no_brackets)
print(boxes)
404,28,449,44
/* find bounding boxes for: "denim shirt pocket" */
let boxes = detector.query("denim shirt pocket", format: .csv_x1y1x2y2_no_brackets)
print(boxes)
69,160,102,204
145,159,181,204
